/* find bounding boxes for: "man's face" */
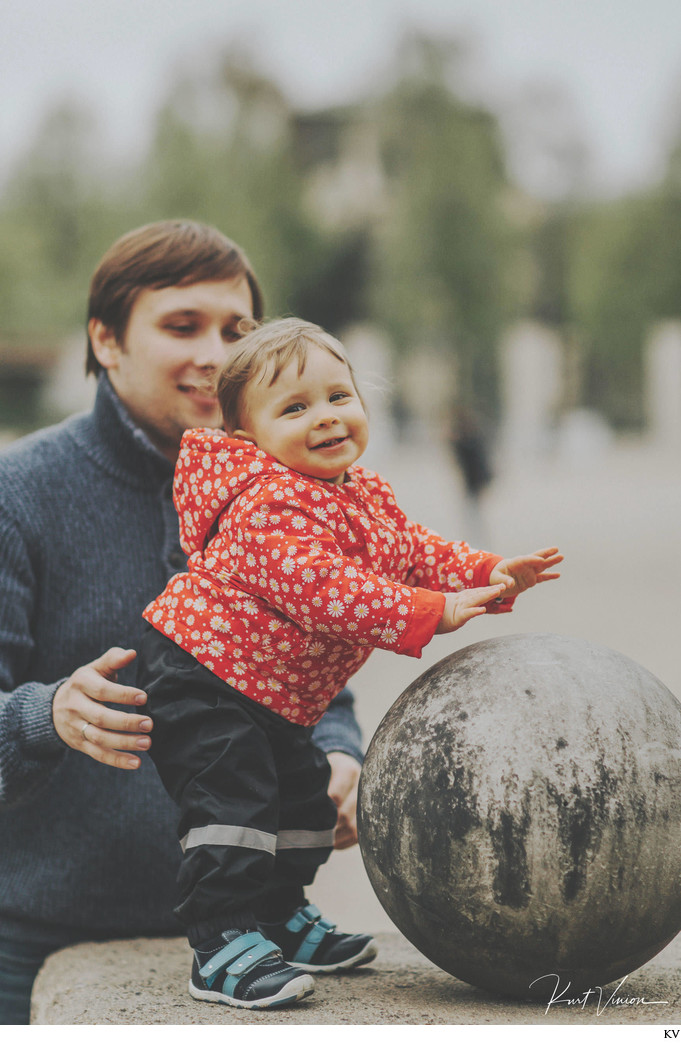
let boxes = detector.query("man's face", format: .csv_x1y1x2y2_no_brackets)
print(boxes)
93,278,254,460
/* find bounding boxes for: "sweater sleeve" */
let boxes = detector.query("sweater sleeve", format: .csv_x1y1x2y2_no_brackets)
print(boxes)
311,687,363,762
207,482,445,658
0,506,68,806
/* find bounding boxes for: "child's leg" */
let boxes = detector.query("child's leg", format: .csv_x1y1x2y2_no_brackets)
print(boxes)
136,638,273,942
256,722,378,972
264,717,338,913
138,627,278,941
136,626,315,1008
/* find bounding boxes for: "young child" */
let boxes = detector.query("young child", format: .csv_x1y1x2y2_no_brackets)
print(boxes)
137,317,562,1011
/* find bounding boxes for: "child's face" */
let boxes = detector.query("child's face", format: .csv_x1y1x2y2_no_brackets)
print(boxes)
235,345,369,483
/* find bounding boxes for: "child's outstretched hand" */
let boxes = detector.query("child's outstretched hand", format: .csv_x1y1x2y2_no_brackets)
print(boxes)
489,546,563,598
436,584,509,634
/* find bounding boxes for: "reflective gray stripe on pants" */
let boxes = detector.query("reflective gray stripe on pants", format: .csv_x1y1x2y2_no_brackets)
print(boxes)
179,825,335,853
277,829,336,850
180,824,277,854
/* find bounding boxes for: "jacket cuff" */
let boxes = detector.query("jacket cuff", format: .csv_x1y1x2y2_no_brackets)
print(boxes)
397,589,446,657
473,554,516,613
473,553,503,587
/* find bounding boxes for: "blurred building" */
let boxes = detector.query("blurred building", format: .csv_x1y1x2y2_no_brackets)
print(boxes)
293,106,386,230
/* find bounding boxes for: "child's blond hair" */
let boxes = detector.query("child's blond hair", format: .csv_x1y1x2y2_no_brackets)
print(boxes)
216,317,361,433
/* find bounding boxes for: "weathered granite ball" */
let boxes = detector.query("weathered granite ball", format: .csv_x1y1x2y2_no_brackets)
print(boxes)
358,632,681,1000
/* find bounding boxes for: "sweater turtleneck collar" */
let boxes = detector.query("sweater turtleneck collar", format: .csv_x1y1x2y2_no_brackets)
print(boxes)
72,374,176,489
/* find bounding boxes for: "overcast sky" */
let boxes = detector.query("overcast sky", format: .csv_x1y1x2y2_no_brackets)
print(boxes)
4,0,681,196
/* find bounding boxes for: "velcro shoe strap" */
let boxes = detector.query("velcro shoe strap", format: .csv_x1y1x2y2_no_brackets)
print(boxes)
293,918,335,965
199,932,267,980
286,903,323,933
226,938,281,977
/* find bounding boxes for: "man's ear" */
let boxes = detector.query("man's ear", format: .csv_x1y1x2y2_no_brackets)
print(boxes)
88,318,122,371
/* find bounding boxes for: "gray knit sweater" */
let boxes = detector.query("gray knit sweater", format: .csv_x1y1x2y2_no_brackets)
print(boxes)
0,375,362,948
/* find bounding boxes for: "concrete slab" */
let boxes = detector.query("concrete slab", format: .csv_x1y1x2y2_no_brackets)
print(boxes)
31,930,681,1025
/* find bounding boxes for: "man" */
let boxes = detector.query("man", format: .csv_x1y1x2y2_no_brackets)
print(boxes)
0,220,363,1024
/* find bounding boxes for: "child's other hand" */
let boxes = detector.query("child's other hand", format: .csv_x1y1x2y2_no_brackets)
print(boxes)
489,546,563,598
436,584,508,634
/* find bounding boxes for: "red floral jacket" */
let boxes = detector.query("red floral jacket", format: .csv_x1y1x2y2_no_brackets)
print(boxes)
143,430,511,725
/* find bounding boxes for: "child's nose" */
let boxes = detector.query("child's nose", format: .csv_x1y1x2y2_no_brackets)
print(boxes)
315,413,340,428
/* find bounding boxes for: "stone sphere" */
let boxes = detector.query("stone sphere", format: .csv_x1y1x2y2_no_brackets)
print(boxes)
358,633,681,1000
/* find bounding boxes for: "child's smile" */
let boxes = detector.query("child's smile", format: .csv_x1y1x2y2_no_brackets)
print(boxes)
311,434,348,450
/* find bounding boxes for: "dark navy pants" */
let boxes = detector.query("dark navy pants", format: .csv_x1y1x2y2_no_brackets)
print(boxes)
0,936,55,1025
137,625,338,946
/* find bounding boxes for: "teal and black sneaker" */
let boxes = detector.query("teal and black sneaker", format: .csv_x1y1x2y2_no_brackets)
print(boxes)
190,928,314,1009
259,904,378,973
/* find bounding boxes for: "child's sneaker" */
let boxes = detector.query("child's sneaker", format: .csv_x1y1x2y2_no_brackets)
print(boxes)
189,928,315,1009
259,903,378,973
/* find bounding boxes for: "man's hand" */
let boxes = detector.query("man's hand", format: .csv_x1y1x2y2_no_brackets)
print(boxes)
52,647,153,770
489,546,563,598
327,751,361,849
436,584,508,634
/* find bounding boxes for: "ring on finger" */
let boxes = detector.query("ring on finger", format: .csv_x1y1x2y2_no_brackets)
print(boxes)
81,721,92,742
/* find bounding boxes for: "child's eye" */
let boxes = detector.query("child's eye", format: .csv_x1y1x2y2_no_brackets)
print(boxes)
330,391,350,402
283,403,305,415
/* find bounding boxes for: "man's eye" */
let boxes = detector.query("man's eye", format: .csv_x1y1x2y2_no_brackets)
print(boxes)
166,324,197,336
222,328,243,343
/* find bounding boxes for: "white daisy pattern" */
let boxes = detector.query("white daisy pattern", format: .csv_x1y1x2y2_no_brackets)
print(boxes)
143,429,510,726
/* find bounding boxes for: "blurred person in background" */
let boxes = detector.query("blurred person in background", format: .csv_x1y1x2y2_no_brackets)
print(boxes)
448,403,494,549
0,220,364,1025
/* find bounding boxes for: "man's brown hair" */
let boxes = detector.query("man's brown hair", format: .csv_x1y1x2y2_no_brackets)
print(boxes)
86,219,264,375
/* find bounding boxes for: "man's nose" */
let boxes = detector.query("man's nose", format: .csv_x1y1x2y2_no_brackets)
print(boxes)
193,329,226,369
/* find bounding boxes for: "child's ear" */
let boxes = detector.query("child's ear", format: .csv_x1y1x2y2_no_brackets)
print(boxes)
233,429,254,442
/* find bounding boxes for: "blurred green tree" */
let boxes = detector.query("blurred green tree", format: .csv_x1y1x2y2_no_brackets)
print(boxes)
0,101,123,337
137,52,339,323
370,33,515,414
568,197,650,428
1,33,677,436
568,153,681,429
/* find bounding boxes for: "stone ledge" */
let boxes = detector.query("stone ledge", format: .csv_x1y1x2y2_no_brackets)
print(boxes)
31,931,681,1025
